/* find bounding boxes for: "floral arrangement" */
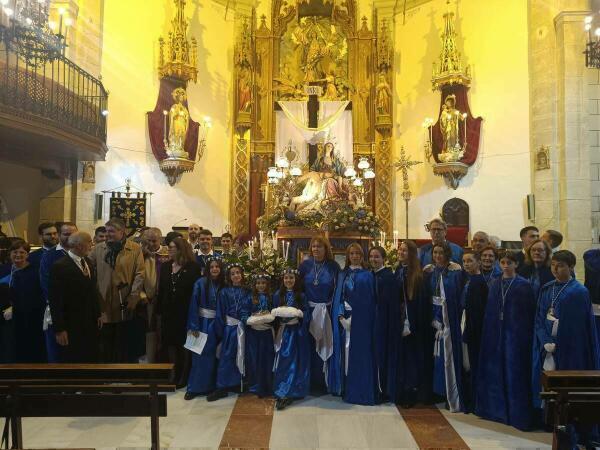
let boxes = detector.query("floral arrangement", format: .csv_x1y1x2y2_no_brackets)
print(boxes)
227,237,293,280
257,202,382,237
377,240,400,270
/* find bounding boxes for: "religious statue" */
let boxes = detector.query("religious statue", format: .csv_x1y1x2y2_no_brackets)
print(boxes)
289,141,349,212
238,67,252,112
168,87,190,152
319,70,339,100
294,23,332,83
438,94,465,162
375,73,392,116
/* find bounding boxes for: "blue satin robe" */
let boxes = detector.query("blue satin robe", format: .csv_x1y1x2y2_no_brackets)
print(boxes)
10,264,46,362
419,242,464,266
518,264,554,302
460,273,488,412
272,291,310,399
40,247,67,363
373,267,402,401
427,267,464,411
186,277,220,395
330,268,378,405
395,266,433,404
299,258,340,390
532,280,600,408
245,293,275,397
213,286,252,390
481,265,502,287
476,276,535,431
583,249,600,348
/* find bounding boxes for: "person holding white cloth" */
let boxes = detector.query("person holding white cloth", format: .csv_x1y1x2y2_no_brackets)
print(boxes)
207,263,251,402
298,236,340,394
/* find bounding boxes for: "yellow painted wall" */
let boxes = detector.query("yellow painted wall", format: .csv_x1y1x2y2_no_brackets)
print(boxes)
394,0,531,241
97,0,234,233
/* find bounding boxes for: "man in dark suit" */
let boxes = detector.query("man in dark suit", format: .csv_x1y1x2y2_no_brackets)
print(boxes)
49,231,102,363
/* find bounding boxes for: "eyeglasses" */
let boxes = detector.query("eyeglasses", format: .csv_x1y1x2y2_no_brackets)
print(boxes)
430,228,445,232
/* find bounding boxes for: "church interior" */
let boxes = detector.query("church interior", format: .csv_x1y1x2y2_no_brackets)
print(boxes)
1,0,600,448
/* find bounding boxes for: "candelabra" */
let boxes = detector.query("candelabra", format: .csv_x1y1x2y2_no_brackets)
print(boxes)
343,157,375,206
1,0,68,67
585,15,600,69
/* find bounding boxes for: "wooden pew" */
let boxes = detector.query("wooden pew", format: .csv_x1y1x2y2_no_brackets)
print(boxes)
0,364,174,450
541,370,600,450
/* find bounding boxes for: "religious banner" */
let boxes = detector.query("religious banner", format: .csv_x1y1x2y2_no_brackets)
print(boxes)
109,196,146,229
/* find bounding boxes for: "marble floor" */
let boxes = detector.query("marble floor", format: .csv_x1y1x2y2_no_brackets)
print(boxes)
20,391,553,450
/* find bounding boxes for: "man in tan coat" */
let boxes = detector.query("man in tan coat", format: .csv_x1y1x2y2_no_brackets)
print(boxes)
89,218,145,362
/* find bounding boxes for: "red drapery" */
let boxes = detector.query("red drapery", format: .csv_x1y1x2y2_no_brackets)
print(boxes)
146,78,200,161
430,84,482,166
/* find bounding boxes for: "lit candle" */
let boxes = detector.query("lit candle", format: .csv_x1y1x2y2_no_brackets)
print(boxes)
393,230,398,247
162,110,168,146
259,230,264,250
271,230,276,249
463,113,468,149
248,241,253,260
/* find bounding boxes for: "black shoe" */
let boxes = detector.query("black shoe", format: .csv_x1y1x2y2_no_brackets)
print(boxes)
276,397,293,410
184,392,199,401
207,389,228,402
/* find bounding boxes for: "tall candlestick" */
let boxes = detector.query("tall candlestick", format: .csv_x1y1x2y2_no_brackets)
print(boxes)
259,230,264,250
393,230,398,248
162,110,168,146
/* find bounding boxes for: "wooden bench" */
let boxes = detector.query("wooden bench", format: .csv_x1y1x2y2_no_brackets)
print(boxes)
541,370,600,450
0,364,174,450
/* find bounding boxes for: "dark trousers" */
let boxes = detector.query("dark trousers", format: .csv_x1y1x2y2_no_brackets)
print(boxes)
100,321,137,363
167,345,191,387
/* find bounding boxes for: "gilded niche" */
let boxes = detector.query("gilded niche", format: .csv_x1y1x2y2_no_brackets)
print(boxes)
274,16,349,100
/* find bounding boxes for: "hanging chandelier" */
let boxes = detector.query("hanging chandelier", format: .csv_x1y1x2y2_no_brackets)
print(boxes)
585,15,600,69
1,0,67,66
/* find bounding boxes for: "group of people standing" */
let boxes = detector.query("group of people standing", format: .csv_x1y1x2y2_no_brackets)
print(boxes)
0,217,599,445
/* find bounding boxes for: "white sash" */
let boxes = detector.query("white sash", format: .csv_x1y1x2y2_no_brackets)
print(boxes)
461,310,470,372
199,307,216,319
226,315,245,377
437,275,461,412
543,315,559,371
308,301,333,362
42,304,53,330
272,318,300,371
342,301,352,376
592,303,600,317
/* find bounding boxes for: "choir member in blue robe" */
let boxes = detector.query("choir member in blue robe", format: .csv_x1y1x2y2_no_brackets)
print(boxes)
480,246,502,287
419,218,464,266
245,273,275,397
395,240,433,406
39,222,77,363
476,250,536,431
272,268,310,410
583,248,600,344
0,277,15,363
517,239,553,301
8,241,46,362
368,246,402,402
329,243,378,405
185,256,224,400
426,242,464,412
207,263,252,402
28,222,58,268
532,250,600,447
298,236,340,393
460,250,488,412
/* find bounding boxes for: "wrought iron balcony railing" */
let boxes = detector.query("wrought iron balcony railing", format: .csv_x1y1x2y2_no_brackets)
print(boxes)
0,24,108,142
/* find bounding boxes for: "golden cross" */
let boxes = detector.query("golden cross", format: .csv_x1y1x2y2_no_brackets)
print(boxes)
122,207,136,227
393,146,422,201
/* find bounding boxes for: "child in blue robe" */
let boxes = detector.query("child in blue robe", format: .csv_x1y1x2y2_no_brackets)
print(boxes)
272,268,310,410
426,242,464,412
207,263,252,402
460,250,488,413
245,273,275,397
395,240,433,406
330,243,379,405
368,246,402,402
476,250,536,431
185,256,224,400
298,236,340,393
533,250,599,447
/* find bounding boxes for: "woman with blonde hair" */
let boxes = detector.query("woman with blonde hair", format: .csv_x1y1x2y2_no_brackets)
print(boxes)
299,235,340,393
330,242,378,404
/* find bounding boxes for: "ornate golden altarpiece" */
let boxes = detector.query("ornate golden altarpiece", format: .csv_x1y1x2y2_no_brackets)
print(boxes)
229,0,394,236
